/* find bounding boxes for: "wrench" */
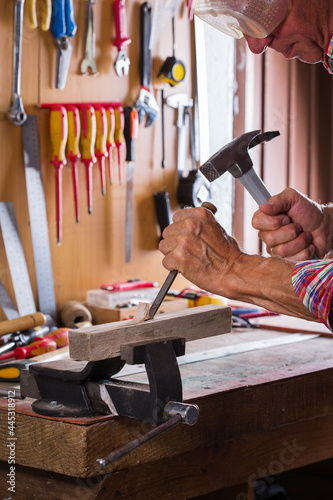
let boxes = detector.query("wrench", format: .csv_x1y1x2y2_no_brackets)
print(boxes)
113,0,131,77
80,0,98,75
7,0,27,126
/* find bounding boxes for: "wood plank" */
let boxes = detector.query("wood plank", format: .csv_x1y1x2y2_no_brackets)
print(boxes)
69,305,232,361
2,414,333,499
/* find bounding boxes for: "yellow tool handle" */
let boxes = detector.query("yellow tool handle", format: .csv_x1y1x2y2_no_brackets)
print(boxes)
114,107,124,144
27,0,37,28
80,104,97,161
106,107,115,146
66,105,81,158
27,0,51,30
0,312,46,337
95,106,107,155
41,0,52,30
49,105,68,165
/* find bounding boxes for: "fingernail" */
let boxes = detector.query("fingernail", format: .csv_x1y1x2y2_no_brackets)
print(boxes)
281,216,290,225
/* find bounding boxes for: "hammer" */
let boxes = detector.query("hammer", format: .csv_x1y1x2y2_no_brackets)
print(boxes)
135,2,159,127
200,129,319,258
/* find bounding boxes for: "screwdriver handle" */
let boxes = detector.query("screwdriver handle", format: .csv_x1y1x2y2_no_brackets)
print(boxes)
80,104,97,162
66,105,81,160
95,105,108,195
14,339,57,360
80,104,97,213
106,107,115,184
114,106,125,184
44,328,69,347
49,105,68,167
124,107,138,162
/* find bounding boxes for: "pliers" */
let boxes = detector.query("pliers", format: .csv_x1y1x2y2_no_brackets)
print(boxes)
27,0,52,30
113,0,131,77
51,0,77,90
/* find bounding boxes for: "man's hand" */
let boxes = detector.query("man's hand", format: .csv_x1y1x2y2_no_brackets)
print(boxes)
252,188,331,260
159,206,242,296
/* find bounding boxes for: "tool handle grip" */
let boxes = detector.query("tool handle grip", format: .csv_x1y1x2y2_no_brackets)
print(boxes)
27,0,38,28
0,313,46,338
49,105,68,165
114,107,124,145
124,107,138,162
44,328,69,347
95,106,108,155
66,105,81,160
14,339,57,359
154,191,172,239
80,105,97,161
51,0,66,38
64,0,77,36
140,2,152,88
41,0,52,30
105,107,115,146
113,0,131,50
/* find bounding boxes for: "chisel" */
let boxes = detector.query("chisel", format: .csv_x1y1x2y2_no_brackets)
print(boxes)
124,106,139,263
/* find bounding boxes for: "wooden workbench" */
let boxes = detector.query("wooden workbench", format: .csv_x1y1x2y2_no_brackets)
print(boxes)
0,317,332,499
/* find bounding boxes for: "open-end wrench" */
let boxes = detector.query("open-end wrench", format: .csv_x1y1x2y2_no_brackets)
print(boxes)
81,0,98,75
113,0,131,77
166,93,193,177
7,0,27,126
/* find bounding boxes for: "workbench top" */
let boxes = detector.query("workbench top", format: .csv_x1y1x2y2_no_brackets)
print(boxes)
0,315,332,499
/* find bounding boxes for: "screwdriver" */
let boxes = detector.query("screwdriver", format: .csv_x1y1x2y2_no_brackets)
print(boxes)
94,105,108,195
0,325,51,357
80,104,97,214
114,106,125,185
105,107,116,185
66,105,81,223
49,104,68,244
0,338,57,362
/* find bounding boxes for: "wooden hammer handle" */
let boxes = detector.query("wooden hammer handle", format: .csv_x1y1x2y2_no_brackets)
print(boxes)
0,312,46,337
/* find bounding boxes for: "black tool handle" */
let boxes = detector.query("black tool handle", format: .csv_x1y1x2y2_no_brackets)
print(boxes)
123,106,138,162
154,191,172,239
140,2,152,88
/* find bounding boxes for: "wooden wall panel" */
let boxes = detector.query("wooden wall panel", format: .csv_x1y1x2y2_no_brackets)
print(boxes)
0,1,194,319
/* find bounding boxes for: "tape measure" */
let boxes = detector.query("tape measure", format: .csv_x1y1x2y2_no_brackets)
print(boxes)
0,202,36,316
158,56,186,86
22,115,57,320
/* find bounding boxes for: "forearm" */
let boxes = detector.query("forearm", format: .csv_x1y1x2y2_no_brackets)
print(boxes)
222,253,319,322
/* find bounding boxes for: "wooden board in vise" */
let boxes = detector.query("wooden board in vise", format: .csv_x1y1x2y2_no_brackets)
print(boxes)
69,305,232,361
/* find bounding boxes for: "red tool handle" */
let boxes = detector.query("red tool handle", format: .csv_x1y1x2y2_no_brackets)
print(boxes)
101,280,158,292
44,328,69,348
113,0,131,51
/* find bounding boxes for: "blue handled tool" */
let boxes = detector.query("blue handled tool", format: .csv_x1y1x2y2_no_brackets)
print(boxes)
51,0,77,90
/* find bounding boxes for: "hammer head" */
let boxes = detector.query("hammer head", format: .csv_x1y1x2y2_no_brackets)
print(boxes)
200,130,280,182
136,87,159,127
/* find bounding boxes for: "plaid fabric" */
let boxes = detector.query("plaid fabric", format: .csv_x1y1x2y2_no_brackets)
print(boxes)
292,260,333,332
323,34,333,74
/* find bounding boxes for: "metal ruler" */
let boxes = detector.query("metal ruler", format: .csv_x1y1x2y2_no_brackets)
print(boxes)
0,202,36,316
22,115,57,320
0,280,19,320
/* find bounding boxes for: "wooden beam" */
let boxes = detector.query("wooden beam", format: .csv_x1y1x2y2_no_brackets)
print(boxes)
69,305,231,361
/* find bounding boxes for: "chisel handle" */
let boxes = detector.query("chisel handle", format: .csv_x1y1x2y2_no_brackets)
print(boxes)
0,312,46,337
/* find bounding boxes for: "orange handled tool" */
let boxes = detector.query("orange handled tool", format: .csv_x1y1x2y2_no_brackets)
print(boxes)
0,338,57,361
94,105,108,195
66,105,81,223
106,107,116,185
49,104,68,244
114,106,125,185
44,328,69,348
80,104,97,214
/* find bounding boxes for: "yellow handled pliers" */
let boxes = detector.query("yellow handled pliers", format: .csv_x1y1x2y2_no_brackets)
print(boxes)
27,0,52,30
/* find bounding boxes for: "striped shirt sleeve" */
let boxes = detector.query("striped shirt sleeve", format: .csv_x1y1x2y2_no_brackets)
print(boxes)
292,260,333,332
